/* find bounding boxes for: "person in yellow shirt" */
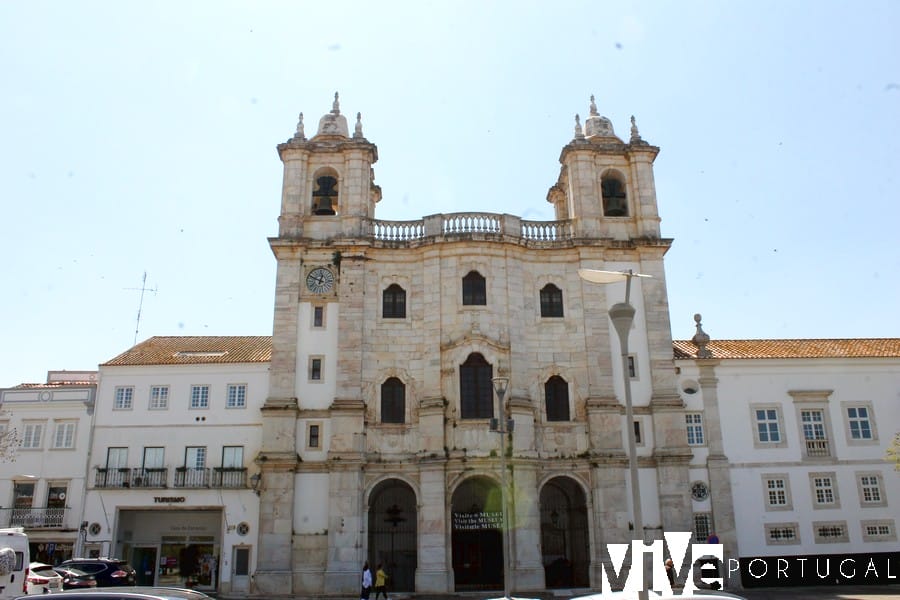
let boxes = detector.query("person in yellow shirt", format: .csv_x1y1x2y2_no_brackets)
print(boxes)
374,563,388,600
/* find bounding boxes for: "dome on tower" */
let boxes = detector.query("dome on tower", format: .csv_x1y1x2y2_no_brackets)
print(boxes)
315,91,350,138
583,95,619,140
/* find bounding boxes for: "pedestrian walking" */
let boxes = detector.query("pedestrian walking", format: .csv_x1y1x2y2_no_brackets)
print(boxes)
374,563,389,600
360,561,373,600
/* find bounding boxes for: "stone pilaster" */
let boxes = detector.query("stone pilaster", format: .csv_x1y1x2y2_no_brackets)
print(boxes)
416,463,450,592
509,462,544,592
324,464,366,593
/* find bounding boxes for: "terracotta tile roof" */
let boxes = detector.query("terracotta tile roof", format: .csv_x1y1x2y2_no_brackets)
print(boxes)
673,338,900,360
102,336,272,366
10,381,97,389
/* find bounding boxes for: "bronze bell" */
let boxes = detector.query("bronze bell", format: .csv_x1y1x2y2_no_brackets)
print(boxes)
313,176,338,215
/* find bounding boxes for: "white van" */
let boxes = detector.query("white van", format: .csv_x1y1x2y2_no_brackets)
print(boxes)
0,529,30,600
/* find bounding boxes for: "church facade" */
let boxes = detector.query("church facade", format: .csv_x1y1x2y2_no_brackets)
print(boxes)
255,96,706,595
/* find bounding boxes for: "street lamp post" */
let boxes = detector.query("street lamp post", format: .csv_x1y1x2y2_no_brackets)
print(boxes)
578,268,651,599
491,376,513,600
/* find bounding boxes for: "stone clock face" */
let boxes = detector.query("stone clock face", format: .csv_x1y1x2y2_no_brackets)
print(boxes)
306,267,335,294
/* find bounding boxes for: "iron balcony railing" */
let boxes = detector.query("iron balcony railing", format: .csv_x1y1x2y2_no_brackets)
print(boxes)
0,507,67,529
805,439,831,457
93,466,249,489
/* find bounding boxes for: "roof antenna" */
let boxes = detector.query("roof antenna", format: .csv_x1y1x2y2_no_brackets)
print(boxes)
126,271,157,346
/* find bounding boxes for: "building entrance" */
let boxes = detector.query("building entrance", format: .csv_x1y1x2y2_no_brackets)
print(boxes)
367,479,417,592
451,476,504,591
540,476,590,588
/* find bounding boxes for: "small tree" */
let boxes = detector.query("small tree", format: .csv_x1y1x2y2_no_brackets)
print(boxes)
886,432,900,472
0,424,19,463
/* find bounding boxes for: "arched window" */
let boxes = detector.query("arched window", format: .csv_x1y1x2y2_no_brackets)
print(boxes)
460,353,493,419
383,284,407,319
601,176,628,217
462,271,486,306
545,376,570,422
312,174,338,215
381,377,406,424
540,284,564,317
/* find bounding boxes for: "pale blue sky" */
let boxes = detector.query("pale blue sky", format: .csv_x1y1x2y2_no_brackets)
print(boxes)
2,1,898,387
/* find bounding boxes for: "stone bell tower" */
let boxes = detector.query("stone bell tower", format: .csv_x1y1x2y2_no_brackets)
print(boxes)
255,93,381,595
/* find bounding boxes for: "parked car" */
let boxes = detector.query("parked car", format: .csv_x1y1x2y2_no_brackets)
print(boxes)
16,587,214,600
52,567,97,590
56,560,135,587
26,563,62,594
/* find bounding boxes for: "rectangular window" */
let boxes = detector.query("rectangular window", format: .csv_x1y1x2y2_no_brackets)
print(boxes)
190,385,210,409
633,420,642,445
150,386,169,410
627,355,638,379
313,305,325,328
858,473,885,506
686,413,704,446
813,521,848,543
114,386,134,410
53,421,76,449
47,482,68,509
801,409,830,457
308,423,321,449
222,446,243,468
762,474,793,511
227,384,247,408
755,408,781,443
106,447,128,468
846,405,876,442
143,447,164,468
861,520,896,542
185,446,207,468
22,422,43,449
310,357,323,381
765,523,800,545
811,474,839,507
13,481,35,508
692,513,712,543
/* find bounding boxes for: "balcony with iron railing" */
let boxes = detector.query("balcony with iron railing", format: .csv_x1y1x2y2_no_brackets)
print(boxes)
93,466,249,489
0,507,67,529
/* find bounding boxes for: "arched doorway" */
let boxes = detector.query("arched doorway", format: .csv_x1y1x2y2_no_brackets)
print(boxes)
368,479,417,592
450,476,504,591
540,476,590,588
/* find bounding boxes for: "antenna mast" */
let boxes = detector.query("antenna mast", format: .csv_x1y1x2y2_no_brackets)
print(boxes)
127,271,158,346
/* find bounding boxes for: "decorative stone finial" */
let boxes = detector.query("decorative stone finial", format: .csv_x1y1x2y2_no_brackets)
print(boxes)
630,115,641,142
589,95,598,116
353,112,364,138
692,313,712,358
332,92,340,114
574,114,585,139
294,112,306,140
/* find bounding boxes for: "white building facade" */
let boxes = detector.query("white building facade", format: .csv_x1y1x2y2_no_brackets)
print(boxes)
0,371,97,564
80,336,269,595
674,328,899,588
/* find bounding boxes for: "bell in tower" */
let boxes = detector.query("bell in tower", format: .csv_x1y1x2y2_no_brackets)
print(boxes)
312,175,338,215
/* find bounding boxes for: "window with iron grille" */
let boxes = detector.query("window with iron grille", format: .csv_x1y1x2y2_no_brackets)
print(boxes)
381,377,406,424
462,271,486,306
544,376,570,421
459,353,493,419
814,522,848,543
383,284,407,318
539,284,564,317
693,513,711,543
765,523,799,545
